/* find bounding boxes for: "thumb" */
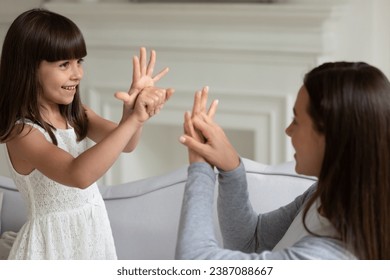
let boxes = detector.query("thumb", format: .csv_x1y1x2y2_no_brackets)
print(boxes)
114,91,139,107
179,135,208,156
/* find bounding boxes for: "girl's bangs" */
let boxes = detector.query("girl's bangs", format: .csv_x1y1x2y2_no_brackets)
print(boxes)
43,29,87,62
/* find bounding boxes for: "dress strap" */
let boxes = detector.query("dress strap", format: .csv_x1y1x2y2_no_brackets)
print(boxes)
15,119,50,141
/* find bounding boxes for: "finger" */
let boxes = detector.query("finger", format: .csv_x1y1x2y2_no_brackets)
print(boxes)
200,86,209,113
191,90,202,117
152,88,166,105
207,99,219,119
115,91,141,108
146,49,156,76
114,91,131,103
184,112,196,137
143,96,161,114
165,88,175,100
128,87,141,96
148,106,161,117
192,115,213,140
183,112,209,155
148,110,156,117
141,86,164,97
183,113,190,135
183,111,190,133
143,102,154,116
179,134,209,157
140,47,147,76
157,104,164,111
199,111,214,126
152,67,169,82
184,111,198,139
132,56,140,85
186,111,206,143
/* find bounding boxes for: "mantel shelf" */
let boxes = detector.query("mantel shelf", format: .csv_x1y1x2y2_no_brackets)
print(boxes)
43,1,348,55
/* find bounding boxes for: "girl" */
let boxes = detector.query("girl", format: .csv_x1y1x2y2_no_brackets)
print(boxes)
176,62,390,259
0,9,173,259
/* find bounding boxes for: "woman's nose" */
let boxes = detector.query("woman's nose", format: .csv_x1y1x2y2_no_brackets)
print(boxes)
285,123,292,137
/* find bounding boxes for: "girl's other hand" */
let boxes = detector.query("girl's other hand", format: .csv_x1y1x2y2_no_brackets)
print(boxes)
131,86,174,123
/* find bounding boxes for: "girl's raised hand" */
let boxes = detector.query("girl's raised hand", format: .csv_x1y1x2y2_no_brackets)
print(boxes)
130,47,169,93
114,47,170,110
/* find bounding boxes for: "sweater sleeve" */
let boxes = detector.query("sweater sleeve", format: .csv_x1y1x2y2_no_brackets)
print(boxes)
217,160,259,252
175,161,353,260
175,162,219,259
217,159,310,252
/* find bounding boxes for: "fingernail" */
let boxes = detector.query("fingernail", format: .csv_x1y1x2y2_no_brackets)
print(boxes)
179,136,186,143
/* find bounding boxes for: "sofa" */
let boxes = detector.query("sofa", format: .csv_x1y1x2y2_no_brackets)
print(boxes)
0,158,316,260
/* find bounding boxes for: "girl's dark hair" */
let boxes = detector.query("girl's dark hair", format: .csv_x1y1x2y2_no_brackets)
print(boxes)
0,8,88,144
303,62,390,259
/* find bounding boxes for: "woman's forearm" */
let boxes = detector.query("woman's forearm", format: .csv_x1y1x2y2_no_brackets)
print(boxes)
217,160,259,252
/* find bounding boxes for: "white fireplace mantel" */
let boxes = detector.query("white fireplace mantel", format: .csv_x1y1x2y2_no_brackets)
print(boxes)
44,1,347,55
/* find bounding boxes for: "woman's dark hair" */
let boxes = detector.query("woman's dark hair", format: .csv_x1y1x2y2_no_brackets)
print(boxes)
0,8,88,144
303,62,390,259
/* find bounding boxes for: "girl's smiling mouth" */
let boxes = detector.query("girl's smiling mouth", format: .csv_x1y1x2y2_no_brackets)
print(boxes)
61,85,77,91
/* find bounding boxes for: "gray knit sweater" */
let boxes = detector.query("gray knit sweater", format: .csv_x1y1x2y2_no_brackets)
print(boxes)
175,160,356,259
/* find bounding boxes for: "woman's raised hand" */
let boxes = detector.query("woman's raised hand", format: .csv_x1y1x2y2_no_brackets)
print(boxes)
180,87,240,171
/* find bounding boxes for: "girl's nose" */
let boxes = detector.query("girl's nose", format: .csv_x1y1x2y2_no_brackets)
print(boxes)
71,63,83,80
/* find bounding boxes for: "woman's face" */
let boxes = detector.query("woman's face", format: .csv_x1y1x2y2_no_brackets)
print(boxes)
285,86,325,177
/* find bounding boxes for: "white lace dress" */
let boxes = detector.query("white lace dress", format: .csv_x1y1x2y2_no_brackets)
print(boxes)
5,122,117,259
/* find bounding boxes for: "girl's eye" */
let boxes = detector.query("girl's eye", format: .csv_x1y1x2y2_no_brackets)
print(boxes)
77,58,84,65
59,61,69,68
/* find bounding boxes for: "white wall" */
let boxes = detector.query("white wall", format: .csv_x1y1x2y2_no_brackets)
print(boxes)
1,0,389,184
330,0,390,76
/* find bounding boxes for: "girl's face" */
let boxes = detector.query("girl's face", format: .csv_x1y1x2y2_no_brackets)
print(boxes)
37,58,84,107
285,86,325,177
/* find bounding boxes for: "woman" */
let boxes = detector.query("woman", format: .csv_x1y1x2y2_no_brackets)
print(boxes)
176,62,390,259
